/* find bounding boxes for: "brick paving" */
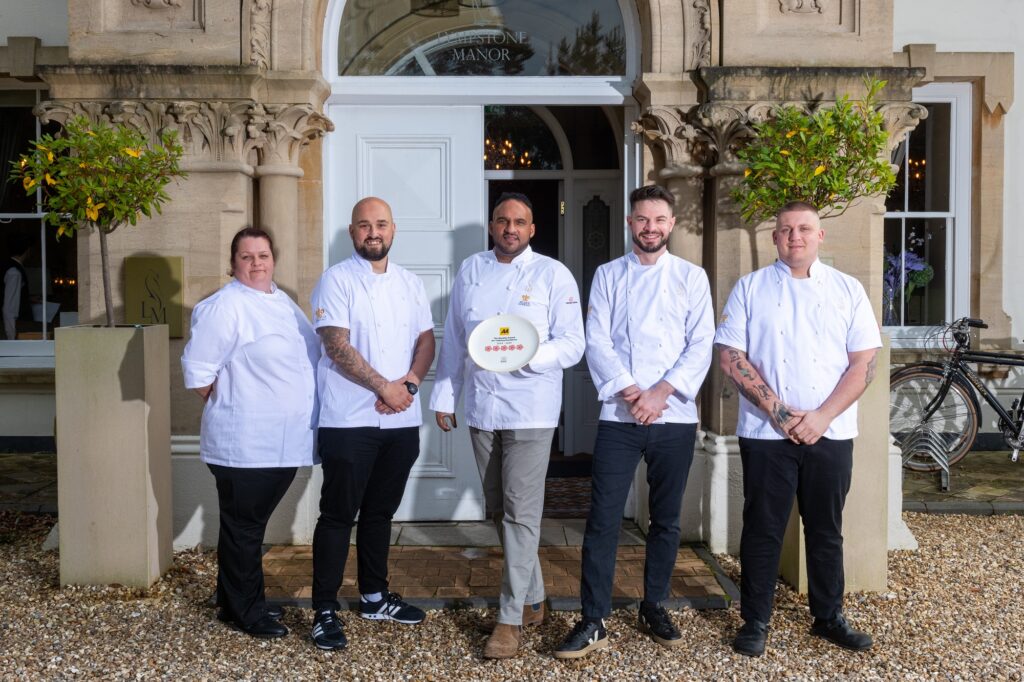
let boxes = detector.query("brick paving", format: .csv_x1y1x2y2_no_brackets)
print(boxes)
263,543,730,609
903,450,1024,506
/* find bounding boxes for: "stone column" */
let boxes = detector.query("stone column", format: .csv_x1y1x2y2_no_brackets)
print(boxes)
254,104,334,299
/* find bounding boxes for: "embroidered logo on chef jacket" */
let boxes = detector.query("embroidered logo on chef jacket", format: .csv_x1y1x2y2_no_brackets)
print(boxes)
565,295,578,305
315,307,327,321
519,294,531,306
720,313,729,323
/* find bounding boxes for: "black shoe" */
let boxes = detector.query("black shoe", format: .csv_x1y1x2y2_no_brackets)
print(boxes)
638,602,682,648
217,605,284,623
810,614,873,651
732,619,768,657
359,591,426,624
230,615,289,639
311,609,348,651
553,618,609,660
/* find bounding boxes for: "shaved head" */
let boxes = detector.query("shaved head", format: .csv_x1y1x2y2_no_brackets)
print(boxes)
351,196,393,224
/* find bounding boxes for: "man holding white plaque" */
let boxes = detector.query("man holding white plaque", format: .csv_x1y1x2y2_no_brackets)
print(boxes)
431,192,585,659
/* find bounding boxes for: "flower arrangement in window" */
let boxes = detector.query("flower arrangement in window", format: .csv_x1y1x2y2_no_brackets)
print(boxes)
882,249,934,326
8,116,185,327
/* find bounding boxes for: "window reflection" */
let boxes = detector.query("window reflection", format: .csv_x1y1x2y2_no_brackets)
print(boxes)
339,0,626,76
484,106,562,170
0,103,77,341
886,102,951,213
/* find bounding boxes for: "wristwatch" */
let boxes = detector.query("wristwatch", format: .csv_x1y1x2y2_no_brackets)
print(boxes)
403,381,418,396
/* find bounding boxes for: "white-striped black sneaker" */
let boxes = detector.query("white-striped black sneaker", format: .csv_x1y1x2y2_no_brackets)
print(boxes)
358,591,425,624
310,609,347,651
553,618,609,660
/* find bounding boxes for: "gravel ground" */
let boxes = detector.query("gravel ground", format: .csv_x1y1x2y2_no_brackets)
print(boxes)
1,511,1021,681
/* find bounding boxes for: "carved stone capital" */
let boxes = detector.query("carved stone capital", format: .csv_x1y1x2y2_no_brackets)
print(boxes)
35,100,270,170
692,103,759,176
634,106,707,177
879,102,930,158
258,104,335,168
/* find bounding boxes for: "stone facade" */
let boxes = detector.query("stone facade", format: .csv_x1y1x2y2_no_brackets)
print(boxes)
0,1,1018,591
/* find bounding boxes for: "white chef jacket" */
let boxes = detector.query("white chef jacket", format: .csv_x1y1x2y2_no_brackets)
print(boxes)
586,251,715,424
312,253,434,429
181,279,320,468
430,246,585,430
714,259,882,440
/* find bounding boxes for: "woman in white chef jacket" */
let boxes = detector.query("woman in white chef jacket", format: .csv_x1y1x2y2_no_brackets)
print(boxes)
181,226,319,639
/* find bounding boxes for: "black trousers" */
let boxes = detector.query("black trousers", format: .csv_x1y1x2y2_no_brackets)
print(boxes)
738,437,853,624
312,426,419,611
208,463,296,628
581,420,697,618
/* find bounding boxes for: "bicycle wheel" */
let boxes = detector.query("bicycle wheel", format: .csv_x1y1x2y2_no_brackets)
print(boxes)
890,366,980,472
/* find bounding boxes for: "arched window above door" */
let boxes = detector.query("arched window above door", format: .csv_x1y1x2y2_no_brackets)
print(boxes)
339,0,627,76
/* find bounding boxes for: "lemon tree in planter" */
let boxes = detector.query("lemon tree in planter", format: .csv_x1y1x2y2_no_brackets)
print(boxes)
732,78,896,223
9,115,185,327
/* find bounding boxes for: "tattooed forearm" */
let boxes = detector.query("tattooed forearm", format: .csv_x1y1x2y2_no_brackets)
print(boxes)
731,377,765,408
719,344,792,423
319,326,388,395
772,402,794,424
865,352,878,386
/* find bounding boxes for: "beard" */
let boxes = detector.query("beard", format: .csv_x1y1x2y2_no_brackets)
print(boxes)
356,240,391,261
632,232,669,254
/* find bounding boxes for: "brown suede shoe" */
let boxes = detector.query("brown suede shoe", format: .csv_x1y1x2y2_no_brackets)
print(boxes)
522,601,546,627
483,623,522,659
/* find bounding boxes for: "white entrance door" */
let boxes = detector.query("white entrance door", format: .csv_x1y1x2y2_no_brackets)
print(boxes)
325,104,487,520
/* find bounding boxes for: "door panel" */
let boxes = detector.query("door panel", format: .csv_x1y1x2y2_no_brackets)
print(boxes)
565,178,623,457
326,104,486,520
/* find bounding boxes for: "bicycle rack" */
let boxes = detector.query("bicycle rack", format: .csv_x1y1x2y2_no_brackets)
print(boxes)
901,426,952,491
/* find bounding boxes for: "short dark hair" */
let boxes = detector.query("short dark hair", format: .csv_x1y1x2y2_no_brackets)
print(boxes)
229,226,274,275
776,200,820,219
492,191,533,216
629,184,675,211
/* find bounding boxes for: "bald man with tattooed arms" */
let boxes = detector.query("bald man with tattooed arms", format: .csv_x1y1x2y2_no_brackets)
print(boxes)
714,201,881,658
308,197,435,651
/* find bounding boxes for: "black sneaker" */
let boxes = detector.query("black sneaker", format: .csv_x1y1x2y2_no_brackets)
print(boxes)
310,609,348,651
553,618,609,660
638,602,682,648
810,614,873,651
358,591,426,624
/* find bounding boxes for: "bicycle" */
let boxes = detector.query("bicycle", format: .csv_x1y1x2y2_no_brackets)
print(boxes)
889,317,1024,490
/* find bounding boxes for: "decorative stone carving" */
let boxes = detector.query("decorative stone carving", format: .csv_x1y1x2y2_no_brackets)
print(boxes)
691,0,712,69
692,103,759,176
258,104,335,168
168,101,267,163
37,101,335,168
131,0,183,7
250,0,273,70
633,106,707,177
879,102,930,159
35,100,275,167
778,0,824,13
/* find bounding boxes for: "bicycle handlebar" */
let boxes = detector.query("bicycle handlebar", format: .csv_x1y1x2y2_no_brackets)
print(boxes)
964,318,989,329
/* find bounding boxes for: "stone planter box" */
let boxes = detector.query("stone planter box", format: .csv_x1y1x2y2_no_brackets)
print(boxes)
55,325,172,588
